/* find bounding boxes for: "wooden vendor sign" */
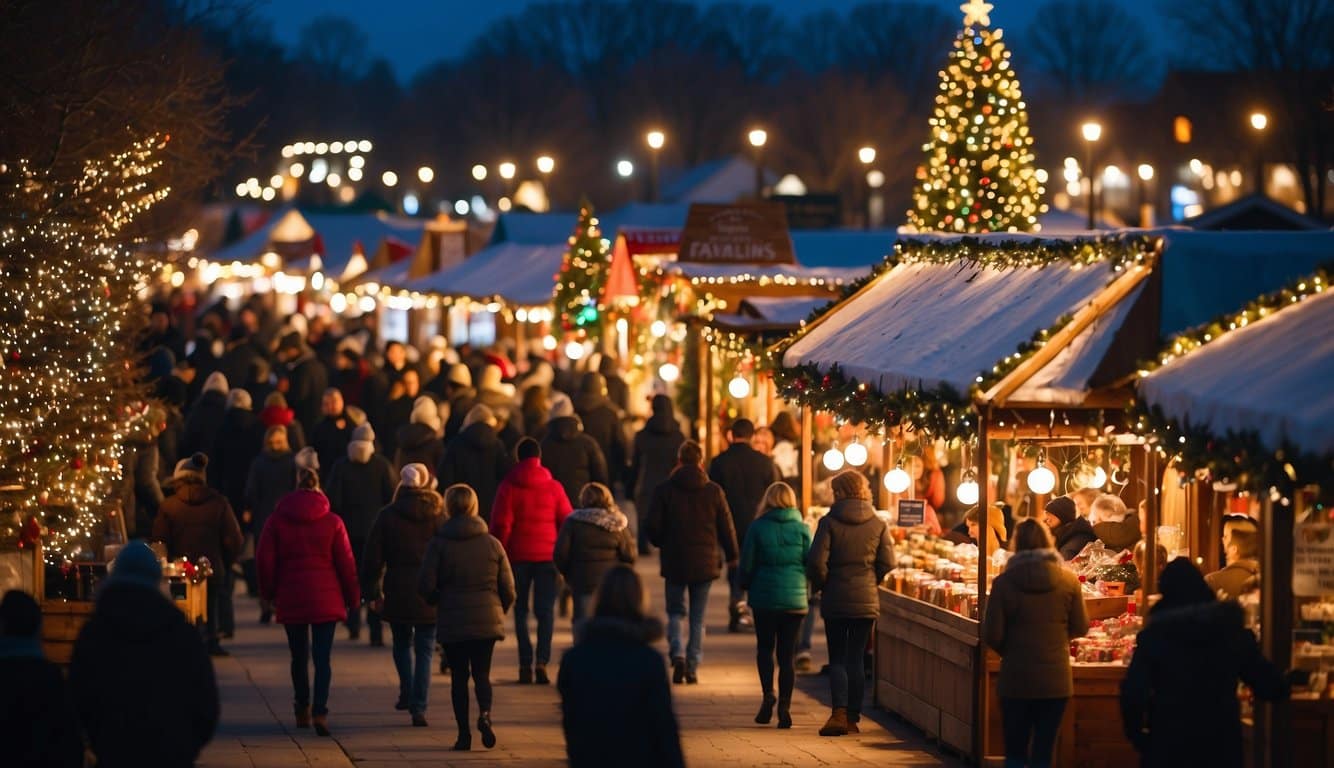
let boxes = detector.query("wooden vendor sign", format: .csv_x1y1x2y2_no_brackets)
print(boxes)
677,202,795,265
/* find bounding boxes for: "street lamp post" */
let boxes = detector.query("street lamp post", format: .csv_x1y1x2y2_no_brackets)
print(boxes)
1249,111,1268,195
498,161,517,199
645,130,665,203
1080,121,1102,230
747,128,768,199
858,146,877,229
1136,163,1154,228
536,155,555,211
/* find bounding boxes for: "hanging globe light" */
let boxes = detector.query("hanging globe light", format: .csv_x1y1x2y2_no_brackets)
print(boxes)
727,375,750,399
843,441,868,467
658,362,680,382
956,470,980,505
1027,466,1056,495
884,466,911,494
1089,465,1107,490
823,447,846,472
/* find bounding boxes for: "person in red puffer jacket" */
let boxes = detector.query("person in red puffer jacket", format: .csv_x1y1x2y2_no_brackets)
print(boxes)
489,438,571,685
256,465,359,737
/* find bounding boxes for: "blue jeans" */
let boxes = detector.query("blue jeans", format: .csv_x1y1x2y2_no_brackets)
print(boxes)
665,580,712,670
513,561,557,666
572,592,595,624
798,594,821,653
284,622,336,715
390,622,436,715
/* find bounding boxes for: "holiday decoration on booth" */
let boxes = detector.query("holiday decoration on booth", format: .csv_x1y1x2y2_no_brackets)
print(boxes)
0,136,166,560
906,0,1045,233
552,199,612,342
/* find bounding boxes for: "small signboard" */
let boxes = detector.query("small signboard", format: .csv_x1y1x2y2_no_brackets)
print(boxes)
773,194,842,230
897,499,926,528
676,202,795,265
1295,523,1334,597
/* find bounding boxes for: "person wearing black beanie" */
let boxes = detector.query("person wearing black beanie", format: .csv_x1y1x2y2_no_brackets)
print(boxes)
1042,496,1096,560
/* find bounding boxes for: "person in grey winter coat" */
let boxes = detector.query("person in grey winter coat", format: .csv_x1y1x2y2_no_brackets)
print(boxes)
806,471,893,737
540,393,609,505
630,395,685,554
326,422,398,644
437,404,514,522
418,485,516,751
554,483,636,621
645,441,738,685
708,418,781,632
362,465,445,726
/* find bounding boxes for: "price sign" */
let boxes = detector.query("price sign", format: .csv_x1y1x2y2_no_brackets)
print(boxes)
897,499,926,528
1295,523,1334,597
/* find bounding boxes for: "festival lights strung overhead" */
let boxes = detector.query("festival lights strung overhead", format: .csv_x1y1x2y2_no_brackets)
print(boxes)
0,136,168,560
906,1,1045,233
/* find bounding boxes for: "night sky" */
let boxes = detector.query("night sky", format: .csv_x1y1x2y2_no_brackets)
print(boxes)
258,0,1167,80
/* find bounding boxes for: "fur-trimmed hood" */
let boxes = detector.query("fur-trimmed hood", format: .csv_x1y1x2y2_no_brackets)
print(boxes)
568,506,628,533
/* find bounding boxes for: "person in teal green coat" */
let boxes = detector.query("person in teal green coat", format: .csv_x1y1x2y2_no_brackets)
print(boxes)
739,482,811,729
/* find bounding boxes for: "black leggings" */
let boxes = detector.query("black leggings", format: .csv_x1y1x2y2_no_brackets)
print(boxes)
442,639,496,730
753,610,805,703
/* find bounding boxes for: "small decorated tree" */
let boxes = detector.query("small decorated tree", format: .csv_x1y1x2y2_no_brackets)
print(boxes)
0,138,166,558
552,199,612,343
906,0,1045,233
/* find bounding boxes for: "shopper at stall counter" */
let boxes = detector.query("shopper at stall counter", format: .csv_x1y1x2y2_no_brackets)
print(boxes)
1204,517,1261,601
1120,558,1287,768
0,590,82,768
807,470,894,737
70,542,219,768
984,519,1089,768
708,418,781,633
1043,495,1097,560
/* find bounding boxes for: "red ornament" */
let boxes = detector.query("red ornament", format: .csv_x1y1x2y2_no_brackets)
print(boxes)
19,516,42,548
71,457,84,469
821,375,832,388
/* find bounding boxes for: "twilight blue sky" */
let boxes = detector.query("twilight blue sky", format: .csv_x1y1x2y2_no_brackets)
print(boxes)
258,0,1167,80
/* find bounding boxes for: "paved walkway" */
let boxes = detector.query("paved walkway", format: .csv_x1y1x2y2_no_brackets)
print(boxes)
200,555,959,767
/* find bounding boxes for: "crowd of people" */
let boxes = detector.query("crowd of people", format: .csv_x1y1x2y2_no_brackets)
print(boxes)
0,297,1297,767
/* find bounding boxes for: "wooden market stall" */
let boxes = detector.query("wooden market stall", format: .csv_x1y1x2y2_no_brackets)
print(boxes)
772,230,1334,765
1136,270,1334,768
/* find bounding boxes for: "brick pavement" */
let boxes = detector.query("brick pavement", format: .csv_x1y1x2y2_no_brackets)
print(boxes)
200,555,959,767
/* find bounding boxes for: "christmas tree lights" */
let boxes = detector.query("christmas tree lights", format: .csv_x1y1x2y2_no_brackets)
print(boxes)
906,1,1046,233
0,137,166,560
552,199,611,342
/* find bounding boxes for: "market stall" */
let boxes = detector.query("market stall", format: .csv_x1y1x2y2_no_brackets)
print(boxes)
1136,269,1334,767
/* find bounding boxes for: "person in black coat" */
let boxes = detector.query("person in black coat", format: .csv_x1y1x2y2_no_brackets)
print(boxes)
0,590,83,768
219,326,266,393
631,395,686,554
573,372,629,494
242,427,298,616
326,423,398,644
310,388,356,483
181,371,229,459
437,404,514,522
1120,559,1288,768
275,330,329,436
557,565,683,768
597,354,631,414
70,543,218,768
540,393,609,506
140,301,187,362
211,389,266,513
1043,496,1098,560
395,396,444,474
382,368,425,459
708,418,781,632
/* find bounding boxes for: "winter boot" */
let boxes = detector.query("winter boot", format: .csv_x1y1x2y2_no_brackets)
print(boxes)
795,651,813,673
411,712,428,727
819,707,849,737
295,706,311,729
776,699,793,729
755,693,777,724
453,727,471,751
478,711,497,749
534,663,550,685
671,657,686,685
518,666,533,685
312,714,331,737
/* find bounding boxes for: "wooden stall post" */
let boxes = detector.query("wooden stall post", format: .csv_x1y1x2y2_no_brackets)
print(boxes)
694,325,708,443
1258,494,1294,768
1143,447,1161,597
704,339,716,461
800,405,814,514
975,407,991,765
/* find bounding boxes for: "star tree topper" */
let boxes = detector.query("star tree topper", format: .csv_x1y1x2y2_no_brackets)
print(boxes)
961,0,994,27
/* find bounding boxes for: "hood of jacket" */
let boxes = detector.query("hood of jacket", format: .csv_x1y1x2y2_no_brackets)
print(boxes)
196,389,227,410
1003,549,1065,593
546,415,583,442
762,506,804,525
575,390,612,415
1093,515,1140,548
175,481,220,506
507,457,557,489
830,497,876,525
1146,597,1246,642
576,616,664,646
439,513,489,541
275,489,331,522
646,395,681,435
569,506,628,532
260,405,296,428
92,582,183,641
259,446,293,463
670,464,710,491
395,486,443,522
397,421,439,450
1054,516,1096,545
461,420,501,449
347,438,375,464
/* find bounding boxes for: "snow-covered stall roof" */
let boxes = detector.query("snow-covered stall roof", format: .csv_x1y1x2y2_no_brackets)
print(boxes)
738,297,829,325
208,207,301,263
782,258,1132,397
1139,286,1334,456
403,243,565,307
289,213,425,276
662,261,865,285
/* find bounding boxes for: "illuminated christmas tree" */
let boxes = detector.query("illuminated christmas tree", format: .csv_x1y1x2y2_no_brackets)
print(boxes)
907,0,1045,233
0,137,166,559
552,199,611,342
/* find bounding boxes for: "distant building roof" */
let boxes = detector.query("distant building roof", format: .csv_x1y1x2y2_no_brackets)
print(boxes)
661,155,779,204
1182,194,1328,231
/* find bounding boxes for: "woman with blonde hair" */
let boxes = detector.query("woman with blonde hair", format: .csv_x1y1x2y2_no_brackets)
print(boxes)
554,482,636,622
418,484,515,751
740,481,810,728
807,470,894,736
984,518,1089,768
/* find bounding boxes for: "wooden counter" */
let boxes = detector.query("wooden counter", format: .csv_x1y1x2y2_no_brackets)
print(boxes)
40,577,208,664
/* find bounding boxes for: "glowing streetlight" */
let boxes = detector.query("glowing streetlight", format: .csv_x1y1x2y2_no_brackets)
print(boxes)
381,170,398,187
747,128,767,148
645,130,665,202
857,146,877,165
471,164,488,181
498,161,516,180
417,166,434,184
1080,121,1102,229
747,128,768,198
858,146,878,228
1250,111,1268,132
536,155,555,174
616,159,634,178
1136,164,1155,227
645,130,665,150
1249,111,1269,193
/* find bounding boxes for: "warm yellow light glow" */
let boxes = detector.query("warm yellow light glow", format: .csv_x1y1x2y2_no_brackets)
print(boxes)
1137,164,1154,182
417,166,434,183
858,146,877,165
498,162,516,180
1250,111,1268,131
381,171,398,187
1081,121,1102,143
748,128,768,148
646,130,665,150
471,164,488,181
536,155,555,174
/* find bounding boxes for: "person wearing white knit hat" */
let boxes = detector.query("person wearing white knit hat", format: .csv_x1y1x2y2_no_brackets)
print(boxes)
395,397,444,475
325,420,396,645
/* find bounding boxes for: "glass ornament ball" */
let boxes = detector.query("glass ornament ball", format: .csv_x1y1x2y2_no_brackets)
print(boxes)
843,442,868,467
884,467,911,494
823,448,846,472
956,479,980,506
1027,466,1056,495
